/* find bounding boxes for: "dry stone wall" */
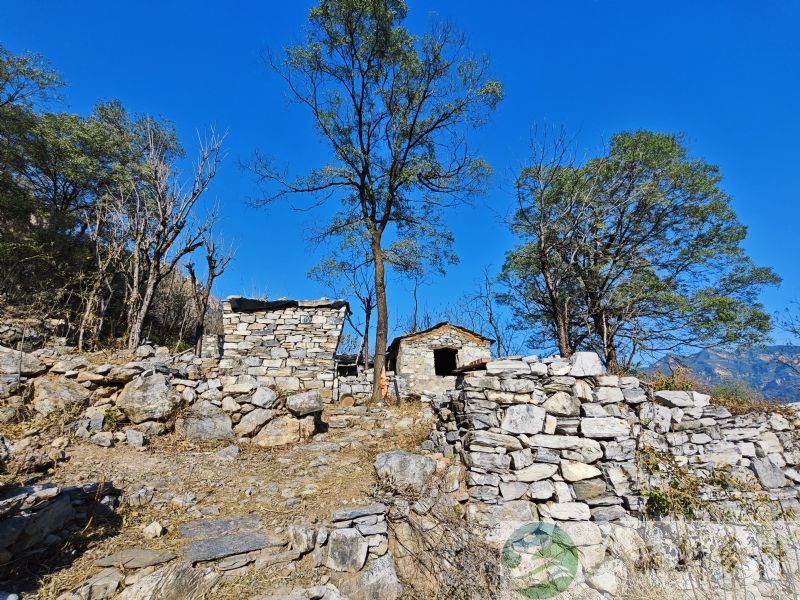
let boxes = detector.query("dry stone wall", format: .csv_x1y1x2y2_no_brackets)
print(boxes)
427,352,800,596
219,299,347,400
431,352,800,517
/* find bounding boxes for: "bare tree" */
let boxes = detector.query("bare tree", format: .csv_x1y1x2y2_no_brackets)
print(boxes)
123,126,225,350
186,225,235,356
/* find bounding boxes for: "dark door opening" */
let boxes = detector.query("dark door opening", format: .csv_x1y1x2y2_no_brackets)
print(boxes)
433,348,458,376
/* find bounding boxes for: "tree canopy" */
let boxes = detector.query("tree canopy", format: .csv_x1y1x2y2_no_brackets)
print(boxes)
501,129,779,370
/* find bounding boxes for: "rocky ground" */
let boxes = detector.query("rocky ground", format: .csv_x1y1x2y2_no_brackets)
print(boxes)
1,387,430,599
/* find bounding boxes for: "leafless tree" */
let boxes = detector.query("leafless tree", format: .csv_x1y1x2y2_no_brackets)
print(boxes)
123,126,225,350
186,224,235,356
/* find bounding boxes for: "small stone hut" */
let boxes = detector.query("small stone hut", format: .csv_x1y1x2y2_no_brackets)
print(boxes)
219,297,348,399
386,322,493,395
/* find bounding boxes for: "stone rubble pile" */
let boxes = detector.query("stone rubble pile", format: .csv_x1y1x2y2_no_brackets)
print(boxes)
0,482,119,568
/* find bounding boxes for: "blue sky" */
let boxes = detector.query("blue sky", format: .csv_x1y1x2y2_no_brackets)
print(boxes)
3,1,800,348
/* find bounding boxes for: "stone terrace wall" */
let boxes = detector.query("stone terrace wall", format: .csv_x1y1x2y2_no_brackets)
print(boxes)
430,352,800,522
219,299,347,400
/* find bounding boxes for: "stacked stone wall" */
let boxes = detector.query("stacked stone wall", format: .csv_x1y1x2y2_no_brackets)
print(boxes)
427,352,800,595
431,352,800,519
219,299,346,399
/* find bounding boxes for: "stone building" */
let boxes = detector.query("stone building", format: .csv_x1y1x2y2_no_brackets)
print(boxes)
386,323,493,395
219,297,348,399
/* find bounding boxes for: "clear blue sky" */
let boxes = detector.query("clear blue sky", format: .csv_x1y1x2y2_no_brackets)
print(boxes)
4,1,799,346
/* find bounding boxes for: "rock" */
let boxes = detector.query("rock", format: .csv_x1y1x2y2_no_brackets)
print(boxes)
639,402,672,433
288,524,317,554
182,532,281,563
543,392,580,416
143,521,166,539
654,390,695,408
750,457,787,488
178,515,263,540
539,502,591,521
286,390,323,416
90,432,114,447
622,388,647,404
233,408,274,436
572,478,607,500
0,347,46,376
580,417,630,439
501,404,546,434
125,429,146,448
117,562,220,600
252,415,312,447
500,481,529,500
250,387,278,408
331,554,403,600
221,396,240,412
486,360,530,374
528,480,555,500
514,462,558,482
32,377,89,416
569,352,604,377
215,445,240,461
373,451,436,493
586,558,627,595
560,460,602,482
117,374,179,424
464,430,523,451
135,344,156,358
176,401,233,441
331,503,387,522
70,567,124,599
325,528,368,572
95,548,176,569
594,386,624,404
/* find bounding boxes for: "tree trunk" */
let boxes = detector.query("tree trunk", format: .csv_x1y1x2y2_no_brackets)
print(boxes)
127,275,157,351
371,233,388,402
362,302,371,370
554,311,573,358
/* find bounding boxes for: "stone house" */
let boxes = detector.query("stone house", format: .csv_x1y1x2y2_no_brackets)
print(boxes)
219,297,348,399
386,323,493,395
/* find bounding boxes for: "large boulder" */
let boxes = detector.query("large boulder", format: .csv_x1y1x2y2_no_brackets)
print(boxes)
233,408,274,437
32,376,90,416
252,415,314,448
374,451,437,494
176,401,233,441
117,373,179,424
286,390,323,416
569,352,604,377
0,346,46,376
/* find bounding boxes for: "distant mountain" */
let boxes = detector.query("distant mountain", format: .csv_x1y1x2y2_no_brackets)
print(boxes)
648,345,800,403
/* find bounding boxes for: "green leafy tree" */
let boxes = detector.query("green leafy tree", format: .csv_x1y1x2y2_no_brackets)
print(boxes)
250,0,501,400
501,129,779,371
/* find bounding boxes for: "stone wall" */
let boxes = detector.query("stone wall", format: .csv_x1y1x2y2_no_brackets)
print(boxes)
392,325,492,396
219,299,347,399
427,352,800,596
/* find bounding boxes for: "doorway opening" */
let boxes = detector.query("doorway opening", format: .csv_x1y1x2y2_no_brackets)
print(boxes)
433,348,458,376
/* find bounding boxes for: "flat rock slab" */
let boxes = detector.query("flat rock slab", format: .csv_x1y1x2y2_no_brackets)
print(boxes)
182,532,282,564
95,548,176,569
178,515,261,540
331,503,387,523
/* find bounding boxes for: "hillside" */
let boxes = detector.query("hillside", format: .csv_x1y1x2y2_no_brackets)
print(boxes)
650,345,800,402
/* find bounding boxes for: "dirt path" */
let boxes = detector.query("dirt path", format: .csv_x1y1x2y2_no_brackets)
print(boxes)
6,404,430,598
